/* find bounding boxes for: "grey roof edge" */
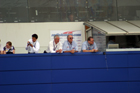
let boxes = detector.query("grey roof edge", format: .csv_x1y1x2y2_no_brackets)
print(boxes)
84,22,107,35
84,21,140,36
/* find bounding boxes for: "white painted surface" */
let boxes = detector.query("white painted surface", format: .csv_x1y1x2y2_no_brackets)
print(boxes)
106,48,140,51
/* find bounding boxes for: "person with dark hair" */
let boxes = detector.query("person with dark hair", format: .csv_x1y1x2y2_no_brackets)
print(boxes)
62,35,78,53
3,41,15,54
32,34,38,39
26,34,40,54
81,36,98,52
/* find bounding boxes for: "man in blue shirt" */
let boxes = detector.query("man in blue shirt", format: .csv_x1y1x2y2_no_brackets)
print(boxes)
63,35,78,53
82,37,98,52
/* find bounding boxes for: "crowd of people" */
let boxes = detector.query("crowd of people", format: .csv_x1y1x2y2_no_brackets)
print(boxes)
0,34,98,54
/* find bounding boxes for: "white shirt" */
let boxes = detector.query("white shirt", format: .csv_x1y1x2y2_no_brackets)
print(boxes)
47,40,62,53
26,39,40,53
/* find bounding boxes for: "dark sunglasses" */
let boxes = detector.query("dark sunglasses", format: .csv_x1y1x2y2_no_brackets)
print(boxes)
69,37,73,39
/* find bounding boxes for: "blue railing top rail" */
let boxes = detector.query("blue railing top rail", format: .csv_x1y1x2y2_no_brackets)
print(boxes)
0,51,140,58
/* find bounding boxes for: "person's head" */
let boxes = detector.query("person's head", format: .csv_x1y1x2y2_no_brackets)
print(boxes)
87,37,94,45
109,36,115,42
69,14,74,21
32,34,38,42
67,35,73,43
54,35,60,44
6,41,12,48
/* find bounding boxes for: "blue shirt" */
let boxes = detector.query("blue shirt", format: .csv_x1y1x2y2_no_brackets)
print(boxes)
63,40,78,51
82,41,98,50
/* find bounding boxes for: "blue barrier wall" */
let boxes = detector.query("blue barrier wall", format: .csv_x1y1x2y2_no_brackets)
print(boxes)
0,52,140,93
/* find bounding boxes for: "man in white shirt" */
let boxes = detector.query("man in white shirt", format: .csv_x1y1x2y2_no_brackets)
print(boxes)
26,34,40,54
47,35,62,53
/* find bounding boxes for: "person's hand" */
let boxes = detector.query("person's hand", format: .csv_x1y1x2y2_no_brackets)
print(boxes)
59,49,62,53
56,49,62,53
71,49,75,54
56,50,59,53
94,49,98,52
29,44,33,47
27,41,30,46
91,49,95,52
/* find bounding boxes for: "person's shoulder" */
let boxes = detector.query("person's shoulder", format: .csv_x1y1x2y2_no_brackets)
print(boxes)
3,46,6,50
94,42,96,44
35,40,40,44
49,40,53,44
73,40,77,43
82,41,87,44
93,42,97,46
28,39,32,42
59,41,62,44
12,46,15,48
63,41,68,46
12,46,15,49
63,40,67,44
29,39,32,41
